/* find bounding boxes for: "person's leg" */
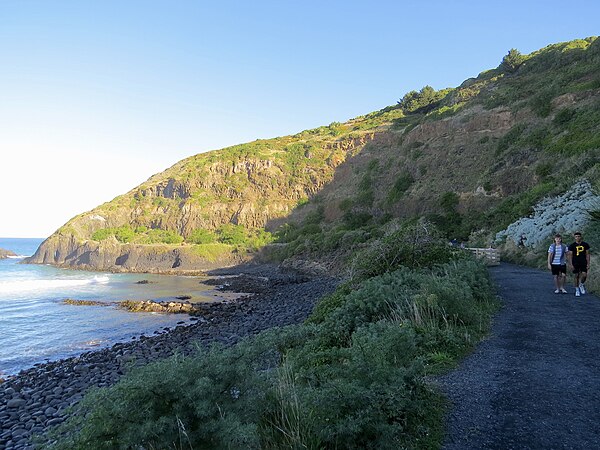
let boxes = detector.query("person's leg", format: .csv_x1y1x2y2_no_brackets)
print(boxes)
559,268,567,292
579,270,587,294
574,268,581,296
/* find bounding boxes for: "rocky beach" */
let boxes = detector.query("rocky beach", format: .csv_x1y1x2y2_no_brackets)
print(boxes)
0,264,337,450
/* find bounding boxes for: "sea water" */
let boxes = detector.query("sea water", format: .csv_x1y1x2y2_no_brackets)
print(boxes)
0,237,220,376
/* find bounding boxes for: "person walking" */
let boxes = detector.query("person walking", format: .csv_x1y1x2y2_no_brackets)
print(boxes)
568,231,591,297
547,234,568,294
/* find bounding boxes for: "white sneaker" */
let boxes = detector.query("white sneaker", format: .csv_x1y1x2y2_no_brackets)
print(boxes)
561,288,568,294
575,288,581,297
579,284,586,295
555,289,560,294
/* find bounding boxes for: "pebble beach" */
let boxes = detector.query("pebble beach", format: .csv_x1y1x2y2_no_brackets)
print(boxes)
0,265,337,449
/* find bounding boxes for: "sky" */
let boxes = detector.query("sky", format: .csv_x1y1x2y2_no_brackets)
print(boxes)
1,0,598,238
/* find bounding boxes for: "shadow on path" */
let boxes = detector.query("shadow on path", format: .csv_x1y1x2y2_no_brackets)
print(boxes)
440,263,600,449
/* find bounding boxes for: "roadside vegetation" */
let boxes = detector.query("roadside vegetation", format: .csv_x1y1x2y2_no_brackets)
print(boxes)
46,223,498,449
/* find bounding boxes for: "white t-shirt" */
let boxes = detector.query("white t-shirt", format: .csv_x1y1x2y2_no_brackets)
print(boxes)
548,243,565,265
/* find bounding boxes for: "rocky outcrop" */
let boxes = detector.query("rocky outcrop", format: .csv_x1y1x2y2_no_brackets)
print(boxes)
0,248,17,259
24,235,248,274
119,300,197,314
495,180,599,247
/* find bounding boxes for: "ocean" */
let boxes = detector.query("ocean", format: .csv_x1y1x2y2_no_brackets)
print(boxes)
0,237,222,377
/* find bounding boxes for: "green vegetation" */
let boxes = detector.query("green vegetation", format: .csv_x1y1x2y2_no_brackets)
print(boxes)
398,85,450,114
187,228,217,244
387,172,415,204
90,224,273,252
47,224,497,450
91,226,184,245
189,242,232,261
500,48,526,73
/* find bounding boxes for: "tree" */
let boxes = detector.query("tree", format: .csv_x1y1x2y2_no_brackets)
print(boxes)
501,48,525,73
398,85,442,113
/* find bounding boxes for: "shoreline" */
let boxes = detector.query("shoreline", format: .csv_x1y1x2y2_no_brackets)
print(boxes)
0,263,338,450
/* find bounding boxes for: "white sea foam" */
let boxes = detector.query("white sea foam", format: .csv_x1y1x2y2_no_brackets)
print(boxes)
6,255,29,259
0,275,111,294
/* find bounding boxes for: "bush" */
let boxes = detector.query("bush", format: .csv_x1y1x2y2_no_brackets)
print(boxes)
217,224,248,245
91,228,113,241
143,229,184,244
500,48,526,73
47,340,276,450
398,85,446,114
282,322,431,450
496,123,526,153
187,228,217,244
387,173,415,204
114,226,135,243
350,221,457,281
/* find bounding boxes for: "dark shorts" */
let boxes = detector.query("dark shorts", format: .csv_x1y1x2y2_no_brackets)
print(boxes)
551,264,566,276
572,261,588,274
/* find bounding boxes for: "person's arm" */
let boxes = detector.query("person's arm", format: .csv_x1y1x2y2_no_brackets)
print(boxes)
547,250,553,269
587,248,591,270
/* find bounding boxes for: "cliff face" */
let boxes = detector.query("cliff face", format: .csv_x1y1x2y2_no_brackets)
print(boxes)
26,37,600,272
28,233,248,273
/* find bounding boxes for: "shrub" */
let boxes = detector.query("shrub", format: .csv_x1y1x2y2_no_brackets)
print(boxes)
553,107,576,126
217,224,248,245
282,322,431,450
440,192,459,213
188,228,217,245
529,88,557,117
500,48,526,73
46,340,278,450
91,228,113,241
143,229,184,244
387,173,415,204
398,85,446,114
114,226,135,243
349,220,457,281
496,123,526,153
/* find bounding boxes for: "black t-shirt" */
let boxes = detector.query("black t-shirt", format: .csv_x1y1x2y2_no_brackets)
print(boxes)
568,241,590,263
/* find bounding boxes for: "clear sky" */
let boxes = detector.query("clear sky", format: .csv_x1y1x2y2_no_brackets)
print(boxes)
1,0,598,238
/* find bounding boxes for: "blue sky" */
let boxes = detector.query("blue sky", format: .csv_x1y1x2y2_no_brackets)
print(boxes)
1,0,598,238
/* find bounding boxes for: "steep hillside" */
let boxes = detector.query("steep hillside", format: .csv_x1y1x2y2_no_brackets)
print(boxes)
26,37,600,272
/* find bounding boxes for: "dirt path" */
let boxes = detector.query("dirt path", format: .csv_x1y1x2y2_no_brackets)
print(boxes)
440,263,600,449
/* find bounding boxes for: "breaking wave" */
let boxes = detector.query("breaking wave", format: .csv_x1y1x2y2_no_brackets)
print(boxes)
0,275,110,295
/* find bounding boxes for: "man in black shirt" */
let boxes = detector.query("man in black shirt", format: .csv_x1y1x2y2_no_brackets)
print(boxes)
568,231,591,297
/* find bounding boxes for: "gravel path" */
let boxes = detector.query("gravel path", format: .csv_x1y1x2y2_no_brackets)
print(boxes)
0,265,337,450
440,263,600,449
